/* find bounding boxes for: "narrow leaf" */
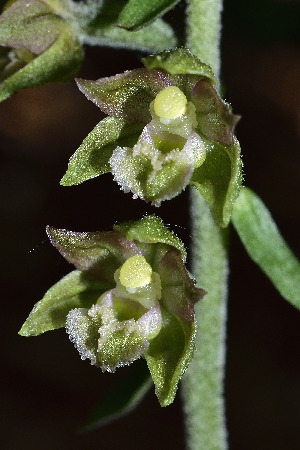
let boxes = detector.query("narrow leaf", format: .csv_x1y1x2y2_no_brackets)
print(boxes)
84,15,176,52
118,0,180,31
232,187,300,309
19,270,108,336
60,117,142,186
82,361,152,431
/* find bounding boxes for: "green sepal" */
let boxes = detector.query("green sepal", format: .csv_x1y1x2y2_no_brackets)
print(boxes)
81,361,152,431
232,187,300,309
46,226,140,282
145,305,196,406
76,69,169,124
190,137,242,227
114,215,186,261
83,0,176,52
118,0,180,31
142,48,216,83
60,117,143,186
18,270,108,336
0,27,83,102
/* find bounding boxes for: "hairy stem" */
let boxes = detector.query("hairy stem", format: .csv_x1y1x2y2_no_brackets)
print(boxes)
182,193,228,450
186,0,222,77
182,1,228,449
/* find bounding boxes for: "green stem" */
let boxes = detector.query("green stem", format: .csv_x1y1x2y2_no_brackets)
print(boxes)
182,1,228,450
186,0,223,78
182,194,228,450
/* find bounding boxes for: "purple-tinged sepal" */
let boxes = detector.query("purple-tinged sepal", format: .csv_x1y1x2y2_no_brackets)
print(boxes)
76,69,171,124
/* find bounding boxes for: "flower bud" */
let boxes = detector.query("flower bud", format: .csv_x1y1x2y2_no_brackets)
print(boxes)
0,0,83,101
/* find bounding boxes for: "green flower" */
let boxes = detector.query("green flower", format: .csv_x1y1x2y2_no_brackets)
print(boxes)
61,48,242,226
0,0,83,102
19,216,205,406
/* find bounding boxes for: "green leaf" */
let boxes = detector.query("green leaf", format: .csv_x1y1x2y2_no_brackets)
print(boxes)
114,215,186,261
60,117,143,186
19,270,108,336
84,0,176,52
85,18,176,52
118,0,180,31
190,138,242,227
81,361,152,431
232,187,300,309
145,306,196,406
143,48,216,83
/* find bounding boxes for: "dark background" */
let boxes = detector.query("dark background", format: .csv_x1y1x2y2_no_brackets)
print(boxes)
1,0,300,448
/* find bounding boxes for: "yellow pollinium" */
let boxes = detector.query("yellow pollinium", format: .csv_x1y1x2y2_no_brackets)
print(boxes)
154,86,187,120
119,255,152,289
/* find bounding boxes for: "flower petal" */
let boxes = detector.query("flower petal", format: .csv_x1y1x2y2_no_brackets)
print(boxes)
191,79,240,146
158,250,205,321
